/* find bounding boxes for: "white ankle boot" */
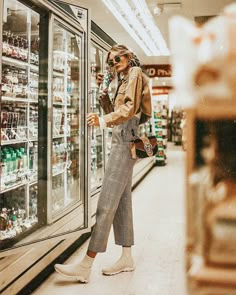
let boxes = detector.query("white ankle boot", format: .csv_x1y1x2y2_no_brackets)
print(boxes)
54,255,94,283
102,247,135,276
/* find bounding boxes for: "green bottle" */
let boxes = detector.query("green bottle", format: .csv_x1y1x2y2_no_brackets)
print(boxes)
16,151,23,170
20,147,27,169
11,152,17,172
6,153,12,173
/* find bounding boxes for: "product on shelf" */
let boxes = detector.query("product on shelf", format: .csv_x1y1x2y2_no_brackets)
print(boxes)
152,97,168,166
2,31,28,61
1,65,28,99
170,107,183,145
0,185,38,241
180,111,187,151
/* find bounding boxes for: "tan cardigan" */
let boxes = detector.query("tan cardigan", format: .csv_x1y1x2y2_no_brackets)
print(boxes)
98,67,152,127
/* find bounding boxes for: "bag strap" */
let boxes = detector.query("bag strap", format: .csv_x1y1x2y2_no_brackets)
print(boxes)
140,136,154,157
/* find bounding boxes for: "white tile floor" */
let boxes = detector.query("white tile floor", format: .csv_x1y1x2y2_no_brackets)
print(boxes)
33,143,187,295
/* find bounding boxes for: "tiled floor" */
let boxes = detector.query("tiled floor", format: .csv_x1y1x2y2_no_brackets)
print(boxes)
33,143,187,295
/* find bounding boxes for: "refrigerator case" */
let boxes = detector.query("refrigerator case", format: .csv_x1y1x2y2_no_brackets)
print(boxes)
0,0,40,247
0,0,90,252
152,95,168,166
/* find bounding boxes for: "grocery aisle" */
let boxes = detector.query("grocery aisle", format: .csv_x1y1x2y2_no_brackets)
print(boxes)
33,143,187,295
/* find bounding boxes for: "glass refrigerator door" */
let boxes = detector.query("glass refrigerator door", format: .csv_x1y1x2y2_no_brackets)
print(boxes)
90,45,104,191
48,18,84,223
0,0,39,250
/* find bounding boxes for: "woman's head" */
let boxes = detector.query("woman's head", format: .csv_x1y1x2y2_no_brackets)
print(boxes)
106,44,141,73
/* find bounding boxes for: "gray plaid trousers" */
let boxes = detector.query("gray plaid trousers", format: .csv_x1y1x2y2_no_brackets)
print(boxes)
88,117,139,252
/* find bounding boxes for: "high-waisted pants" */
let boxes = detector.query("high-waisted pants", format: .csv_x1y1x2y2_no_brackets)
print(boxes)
88,116,139,253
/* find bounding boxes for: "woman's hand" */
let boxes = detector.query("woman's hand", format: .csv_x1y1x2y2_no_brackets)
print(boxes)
87,113,100,127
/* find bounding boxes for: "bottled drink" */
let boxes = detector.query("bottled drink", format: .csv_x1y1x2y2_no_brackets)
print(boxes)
20,147,27,170
12,35,19,59
16,150,23,171
7,32,13,57
23,38,28,61
2,31,8,56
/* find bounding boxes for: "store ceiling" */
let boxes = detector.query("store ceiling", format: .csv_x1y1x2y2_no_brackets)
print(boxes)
79,0,235,64
77,0,235,87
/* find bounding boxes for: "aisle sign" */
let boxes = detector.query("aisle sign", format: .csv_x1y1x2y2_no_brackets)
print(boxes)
143,64,172,78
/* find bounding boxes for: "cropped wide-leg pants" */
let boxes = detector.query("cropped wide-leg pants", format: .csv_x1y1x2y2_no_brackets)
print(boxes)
88,117,139,253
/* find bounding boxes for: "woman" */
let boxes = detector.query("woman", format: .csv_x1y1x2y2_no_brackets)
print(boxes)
55,44,152,283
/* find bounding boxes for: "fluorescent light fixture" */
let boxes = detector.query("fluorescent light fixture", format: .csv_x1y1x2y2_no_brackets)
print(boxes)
153,6,163,15
102,0,170,56
155,2,182,14
131,0,170,54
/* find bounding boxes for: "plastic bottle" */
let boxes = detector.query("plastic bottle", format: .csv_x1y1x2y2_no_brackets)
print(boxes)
16,150,23,171
11,152,17,172
1,155,7,188
20,148,27,170
100,67,114,96
6,152,12,173
29,149,34,170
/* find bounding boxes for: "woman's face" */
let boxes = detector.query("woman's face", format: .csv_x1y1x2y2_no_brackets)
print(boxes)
108,51,129,73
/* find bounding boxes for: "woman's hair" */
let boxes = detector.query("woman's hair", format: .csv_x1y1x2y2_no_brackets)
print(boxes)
106,44,141,68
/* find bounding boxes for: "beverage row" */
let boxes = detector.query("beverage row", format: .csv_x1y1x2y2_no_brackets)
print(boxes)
53,52,74,74
154,119,168,128
2,69,39,100
0,185,38,241
52,141,78,176
53,110,79,137
1,108,80,142
2,65,39,100
155,128,168,138
1,107,38,141
0,144,38,190
53,76,72,104
2,31,39,65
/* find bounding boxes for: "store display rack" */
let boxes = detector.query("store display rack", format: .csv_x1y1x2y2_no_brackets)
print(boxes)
0,7,40,246
152,97,168,166
0,0,87,250
185,101,236,295
170,107,184,145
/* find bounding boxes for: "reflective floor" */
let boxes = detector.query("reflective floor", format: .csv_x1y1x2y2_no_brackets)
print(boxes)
33,143,187,295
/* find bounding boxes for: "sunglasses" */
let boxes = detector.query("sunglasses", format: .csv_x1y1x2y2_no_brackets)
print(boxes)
108,55,121,67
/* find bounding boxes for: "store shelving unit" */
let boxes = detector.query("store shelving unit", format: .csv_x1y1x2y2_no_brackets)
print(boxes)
171,107,183,145
0,3,40,246
152,96,168,166
185,100,236,295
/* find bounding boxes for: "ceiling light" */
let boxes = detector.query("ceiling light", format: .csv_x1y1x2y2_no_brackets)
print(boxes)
153,6,163,15
155,2,182,15
102,0,170,56
130,0,170,55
